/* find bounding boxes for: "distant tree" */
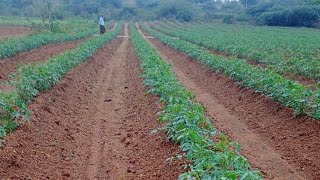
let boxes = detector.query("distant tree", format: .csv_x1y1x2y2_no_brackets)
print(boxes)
189,0,210,3
30,0,62,26
247,0,320,27
308,0,320,5
221,1,242,12
11,0,32,9
257,6,319,27
117,7,137,20
156,0,196,21
100,0,122,8
136,0,158,8
28,0,65,32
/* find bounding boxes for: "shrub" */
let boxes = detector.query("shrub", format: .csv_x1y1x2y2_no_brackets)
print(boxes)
156,0,194,22
235,14,254,22
258,6,319,27
222,15,236,24
117,7,137,20
176,10,192,22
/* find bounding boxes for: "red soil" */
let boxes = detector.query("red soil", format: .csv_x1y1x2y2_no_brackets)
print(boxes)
147,24,318,88
140,28,320,180
0,25,184,179
0,23,120,82
0,27,34,41
0,38,87,82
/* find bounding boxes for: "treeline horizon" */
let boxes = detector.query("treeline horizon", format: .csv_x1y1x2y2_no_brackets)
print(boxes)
0,0,320,28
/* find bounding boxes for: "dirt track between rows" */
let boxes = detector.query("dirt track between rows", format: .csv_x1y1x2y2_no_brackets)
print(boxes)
139,26,320,180
0,26,34,40
0,24,184,179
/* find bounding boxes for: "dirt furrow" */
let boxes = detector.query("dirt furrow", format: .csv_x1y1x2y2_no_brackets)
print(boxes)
0,25,184,179
147,24,318,87
140,28,320,180
0,38,88,82
86,24,130,179
0,35,121,180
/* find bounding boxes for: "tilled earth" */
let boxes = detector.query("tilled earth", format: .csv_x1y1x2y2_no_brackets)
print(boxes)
1,24,320,180
0,38,87,82
0,26,185,179
140,27,320,180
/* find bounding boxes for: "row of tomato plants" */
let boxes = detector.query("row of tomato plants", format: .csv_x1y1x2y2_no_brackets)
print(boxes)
163,21,320,63
142,25,320,120
131,24,262,179
0,26,97,59
0,23,121,138
150,22,320,81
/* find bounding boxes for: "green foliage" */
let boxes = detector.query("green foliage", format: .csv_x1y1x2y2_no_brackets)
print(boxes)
309,0,320,5
144,24,320,119
200,1,244,21
136,0,158,8
0,28,96,59
0,125,6,138
131,23,262,179
235,14,254,22
0,91,26,138
258,6,319,27
222,15,236,24
0,0,31,16
117,7,137,20
0,23,121,137
0,0,204,21
156,0,196,22
151,22,320,81
247,0,320,27
239,0,260,8
100,0,122,8
1,0,320,22
0,16,38,27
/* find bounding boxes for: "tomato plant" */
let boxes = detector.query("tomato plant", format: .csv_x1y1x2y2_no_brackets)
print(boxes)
150,22,320,81
143,24,320,120
131,24,262,180
0,23,121,138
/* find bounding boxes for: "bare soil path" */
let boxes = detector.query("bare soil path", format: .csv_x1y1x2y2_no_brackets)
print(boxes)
0,24,183,179
139,26,320,180
0,26,34,40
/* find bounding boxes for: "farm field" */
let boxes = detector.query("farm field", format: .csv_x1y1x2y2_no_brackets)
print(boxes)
0,22,320,180
0,23,116,82
149,22,320,85
0,38,86,82
144,24,320,119
0,26,34,41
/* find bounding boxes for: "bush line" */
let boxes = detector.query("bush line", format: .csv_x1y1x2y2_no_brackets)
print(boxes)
130,24,262,179
0,23,121,137
142,25,320,120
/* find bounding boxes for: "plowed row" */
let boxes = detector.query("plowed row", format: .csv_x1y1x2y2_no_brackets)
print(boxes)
0,25,184,179
139,26,320,180
0,38,86,81
0,24,319,180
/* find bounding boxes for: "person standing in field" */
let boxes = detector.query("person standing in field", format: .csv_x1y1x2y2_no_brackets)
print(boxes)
99,15,106,35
